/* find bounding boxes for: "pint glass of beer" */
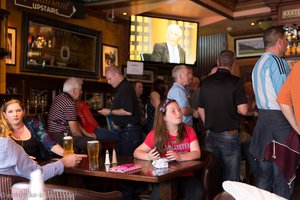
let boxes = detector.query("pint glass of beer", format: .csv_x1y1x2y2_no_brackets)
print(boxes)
87,140,100,170
63,136,74,155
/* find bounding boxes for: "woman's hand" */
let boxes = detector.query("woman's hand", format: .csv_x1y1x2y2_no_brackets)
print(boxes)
147,147,160,161
166,150,181,162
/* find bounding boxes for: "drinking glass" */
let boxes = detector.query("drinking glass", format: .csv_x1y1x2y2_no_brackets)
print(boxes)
63,136,74,155
87,141,100,170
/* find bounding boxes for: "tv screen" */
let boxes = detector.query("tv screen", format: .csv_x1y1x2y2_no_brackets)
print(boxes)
129,15,198,65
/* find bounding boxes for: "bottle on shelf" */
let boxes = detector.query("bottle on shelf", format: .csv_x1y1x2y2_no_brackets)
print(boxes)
285,43,291,56
26,99,30,114
297,43,300,55
291,42,297,55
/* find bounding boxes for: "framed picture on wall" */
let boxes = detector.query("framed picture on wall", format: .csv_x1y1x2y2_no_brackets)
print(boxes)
6,27,17,65
235,36,265,58
102,44,118,77
123,67,154,83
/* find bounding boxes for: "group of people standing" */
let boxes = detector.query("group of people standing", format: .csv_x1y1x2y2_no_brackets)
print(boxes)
0,25,299,200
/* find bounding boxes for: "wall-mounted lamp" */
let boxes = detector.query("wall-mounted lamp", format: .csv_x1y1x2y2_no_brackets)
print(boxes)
0,9,9,59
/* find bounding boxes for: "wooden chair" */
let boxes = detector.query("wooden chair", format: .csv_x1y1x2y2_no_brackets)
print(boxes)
11,182,122,200
200,151,222,200
213,191,235,200
0,174,28,200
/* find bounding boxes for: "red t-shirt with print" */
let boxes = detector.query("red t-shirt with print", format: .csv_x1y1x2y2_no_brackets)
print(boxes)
144,125,198,156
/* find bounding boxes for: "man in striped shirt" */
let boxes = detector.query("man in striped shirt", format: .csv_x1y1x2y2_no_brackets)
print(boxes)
48,77,94,153
249,26,292,199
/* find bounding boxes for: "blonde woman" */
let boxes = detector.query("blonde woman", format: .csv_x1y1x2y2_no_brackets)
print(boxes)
2,99,64,160
0,103,86,181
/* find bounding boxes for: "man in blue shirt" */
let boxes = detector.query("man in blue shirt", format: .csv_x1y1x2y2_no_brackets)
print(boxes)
167,65,197,126
250,26,292,199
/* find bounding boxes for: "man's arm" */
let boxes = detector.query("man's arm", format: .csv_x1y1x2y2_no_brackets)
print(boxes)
98,108,132,116
197,107,205,123
68,121,83,137
280,103,300,134
237,104,249,115
77,122,97,139
181,107,197,117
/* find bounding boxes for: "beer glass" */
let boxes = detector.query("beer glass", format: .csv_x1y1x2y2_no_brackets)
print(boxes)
87,140,100,170
63,136,74,155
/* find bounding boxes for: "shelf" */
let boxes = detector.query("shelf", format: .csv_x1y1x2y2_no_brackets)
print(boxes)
284,54,300,59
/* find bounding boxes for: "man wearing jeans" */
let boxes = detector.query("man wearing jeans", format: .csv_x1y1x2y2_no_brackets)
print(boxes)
98,66,143,156
250,26,292,199
98,66,144,200
198,50,248,181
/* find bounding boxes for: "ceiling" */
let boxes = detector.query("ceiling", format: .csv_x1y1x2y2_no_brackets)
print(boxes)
81,0,273,36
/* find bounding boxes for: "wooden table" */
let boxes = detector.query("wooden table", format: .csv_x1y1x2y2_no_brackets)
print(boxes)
63,157,206,200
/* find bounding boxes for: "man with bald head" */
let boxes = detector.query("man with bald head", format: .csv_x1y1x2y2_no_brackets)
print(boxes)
98,66,143,156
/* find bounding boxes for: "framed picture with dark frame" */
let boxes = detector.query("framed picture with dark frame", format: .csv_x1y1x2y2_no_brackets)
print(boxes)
235,36,265,58
123,67,154,83
6,27,16,65
21,13,102,78
102,44,118,77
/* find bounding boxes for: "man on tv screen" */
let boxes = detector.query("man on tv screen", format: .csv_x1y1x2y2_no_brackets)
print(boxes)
151,23,186,64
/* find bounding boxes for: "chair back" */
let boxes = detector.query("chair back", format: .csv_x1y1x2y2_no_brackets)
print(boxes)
200,151,222,200
0,174,28,200
140,53,152,61
11,182,122,200
213,191,235,200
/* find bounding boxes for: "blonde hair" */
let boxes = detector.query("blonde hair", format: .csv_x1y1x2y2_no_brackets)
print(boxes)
0,99,23,135
0,105,12,137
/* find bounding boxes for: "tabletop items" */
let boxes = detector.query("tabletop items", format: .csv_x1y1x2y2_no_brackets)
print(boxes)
112,148,118,164
152,158,169,169
28,169,45,200
87,140,100,170
104,149,111,165
109,164,142,173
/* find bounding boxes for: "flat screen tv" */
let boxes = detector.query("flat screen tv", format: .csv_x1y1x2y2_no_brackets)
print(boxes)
129,15,198,66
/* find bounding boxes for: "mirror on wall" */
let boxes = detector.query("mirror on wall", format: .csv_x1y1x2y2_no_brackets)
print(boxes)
21,13,102,78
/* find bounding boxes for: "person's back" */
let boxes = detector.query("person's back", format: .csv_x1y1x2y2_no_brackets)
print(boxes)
198,50,248,182
76,100,99,133
200,69,245,132
48,92,76,134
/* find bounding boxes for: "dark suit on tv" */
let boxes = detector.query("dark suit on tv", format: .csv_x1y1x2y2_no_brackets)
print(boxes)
151,43,185,64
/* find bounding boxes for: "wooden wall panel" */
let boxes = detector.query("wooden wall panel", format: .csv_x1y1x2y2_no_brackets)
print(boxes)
195,33,227,78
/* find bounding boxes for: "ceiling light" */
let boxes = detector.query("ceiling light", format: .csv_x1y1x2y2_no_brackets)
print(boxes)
251,22,255,26
123,12,127,16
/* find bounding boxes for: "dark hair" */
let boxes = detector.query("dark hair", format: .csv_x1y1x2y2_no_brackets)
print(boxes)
153,98,185,154
153,79,166,100
263,26,285,48
218,50,235,68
